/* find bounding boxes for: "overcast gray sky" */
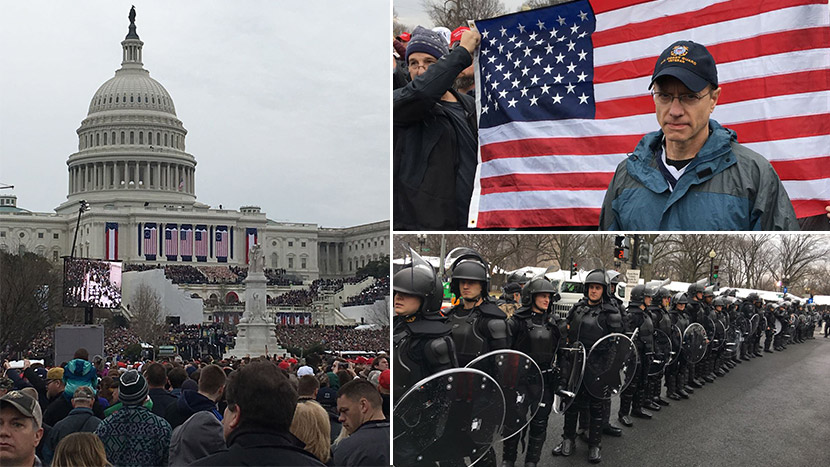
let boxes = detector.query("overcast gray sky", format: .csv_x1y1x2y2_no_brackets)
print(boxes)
0,1,390,228
396,0,526,29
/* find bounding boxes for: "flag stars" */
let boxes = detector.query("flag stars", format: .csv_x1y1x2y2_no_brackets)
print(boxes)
500,26,507,36
578,93,590,104
529,95,539,106
532,55,543,65
514,40,524,49
523,46,532,57
528,32,538,41
498,89,508,99
530,74,540,85
489,37,497,46
553,73,564,83
567,40,576,51
498,44,505,53
540,83,551,94
508,35,517,43
555,52,565,63
557,15,566,25
571,24,580,34
521,66,530,76
549,28,558,38
537,19,546,29
511,78,521,88
578,49,588,61
566,62,577,73
506,51,514,61
508,97,518,107
490,80,500,90
518,23,526,33
488,55,497,64
545,44,554,54
481,105,489,114
566,82,576,93
577,71,588,82
482,30,490,38
495,63,505,71
552,93,563,104
579,10,589,21
520,87,529,97
513,58,522,68
542,64,553,74
503,70,513,80
578,31,588,39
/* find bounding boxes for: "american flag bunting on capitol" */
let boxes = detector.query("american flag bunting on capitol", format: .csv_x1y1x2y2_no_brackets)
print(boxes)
105,223,118,261
165,224,178,261
215,226,229,262
195,225,209,261
468,0,830,228
180,224,193,261
143,223,158,260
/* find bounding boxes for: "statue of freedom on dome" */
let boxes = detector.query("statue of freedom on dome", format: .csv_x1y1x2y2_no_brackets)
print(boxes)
129,6,136,24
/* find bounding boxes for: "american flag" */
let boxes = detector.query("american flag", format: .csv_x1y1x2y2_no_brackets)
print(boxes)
469,0,830,228
180,224,193,260
143,223,157,259
215,226,229,260
195,225,209,260
164,224,178,260
105,223,118,260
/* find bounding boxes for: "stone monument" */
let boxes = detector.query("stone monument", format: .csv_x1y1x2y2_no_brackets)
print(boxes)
225,244,287,358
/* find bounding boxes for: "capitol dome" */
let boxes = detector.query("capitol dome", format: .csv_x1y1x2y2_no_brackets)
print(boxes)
59,8,200,215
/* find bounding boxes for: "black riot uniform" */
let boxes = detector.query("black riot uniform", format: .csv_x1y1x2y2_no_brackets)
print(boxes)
763,303,776,352
501,277,563,467
711,297,730,376
392,251,458,399
666,293,691,400
618,284,655,426
686,283,707,387
552,269,624,464
649,287,673,407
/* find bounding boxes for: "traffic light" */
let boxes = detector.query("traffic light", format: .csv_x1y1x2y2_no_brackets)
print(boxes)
640,243,653,264
713,265,719,279
570,262,578,276
614,236,629,261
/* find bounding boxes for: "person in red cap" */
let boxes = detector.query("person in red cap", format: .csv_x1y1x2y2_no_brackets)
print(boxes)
377,369,390,419
450,26,476,96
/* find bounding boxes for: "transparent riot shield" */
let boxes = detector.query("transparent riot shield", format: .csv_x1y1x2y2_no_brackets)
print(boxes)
393,368,505,467
682,323,708,364
724,326,740,357
774,319,783,336
703,317,717,350
552,341,585,414
466,350,543,441
712,319,726,351
749,314,760,335
649,330,672,376
668,325,683,366
583,333,638,400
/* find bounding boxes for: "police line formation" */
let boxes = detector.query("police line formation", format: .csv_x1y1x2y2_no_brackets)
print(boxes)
392,248,823,466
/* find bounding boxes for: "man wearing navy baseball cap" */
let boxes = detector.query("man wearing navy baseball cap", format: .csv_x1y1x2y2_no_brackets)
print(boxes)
600,40,798,231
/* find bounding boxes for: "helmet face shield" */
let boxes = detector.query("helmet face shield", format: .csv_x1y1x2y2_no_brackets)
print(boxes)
447,248,490,299
393,247,443,316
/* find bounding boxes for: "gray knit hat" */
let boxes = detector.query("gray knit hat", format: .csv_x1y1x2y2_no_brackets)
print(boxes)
118,370,148,405
405,26,449,63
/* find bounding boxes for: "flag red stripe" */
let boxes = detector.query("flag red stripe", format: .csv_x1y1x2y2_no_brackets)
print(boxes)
481,134,642,161
727,114,830,143
476,207,601,228
792,198,830,218
480,172,615,194
594,27,830,84
771,156,830,181
591,0,654,15
593,0,824,48
595,70,830,119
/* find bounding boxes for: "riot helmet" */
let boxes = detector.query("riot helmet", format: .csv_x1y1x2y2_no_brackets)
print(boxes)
671,292,689,308
448,248,489,300
606,270,622,300
746,292,761,304
520,276,558,310
583,268,607,303
629,284,646,307
393,248,443,316
656,287,671,304
507,270,531,286
712,296,727,309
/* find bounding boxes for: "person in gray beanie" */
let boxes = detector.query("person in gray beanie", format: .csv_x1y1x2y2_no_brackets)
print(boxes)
95,370,172,466
394,25,481,230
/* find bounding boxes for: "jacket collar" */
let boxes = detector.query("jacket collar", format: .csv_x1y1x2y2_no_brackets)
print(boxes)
226,425,306,450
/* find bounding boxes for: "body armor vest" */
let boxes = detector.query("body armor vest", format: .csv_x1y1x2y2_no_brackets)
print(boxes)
628,306,654,351
448,309,486,365
393,317,454,396
522,312,559,369
570,302,605,350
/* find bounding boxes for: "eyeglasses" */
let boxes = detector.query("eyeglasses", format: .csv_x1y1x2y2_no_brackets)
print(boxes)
651,90,711,106
408,60,437,71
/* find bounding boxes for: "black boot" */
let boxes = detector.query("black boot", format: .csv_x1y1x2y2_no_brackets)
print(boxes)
618,414,633,427
552,438,575,457
523,433,546,467
631,408,652,419
588,446,601,464
602,424,622,437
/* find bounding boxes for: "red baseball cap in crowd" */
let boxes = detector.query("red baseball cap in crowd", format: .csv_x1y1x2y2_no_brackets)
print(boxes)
397,31,411,42
378,369,390,391
451,26,470,46
278,361,290,370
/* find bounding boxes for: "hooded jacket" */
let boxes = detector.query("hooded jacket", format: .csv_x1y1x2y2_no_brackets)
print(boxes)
599,120,799,231
164,390,220,430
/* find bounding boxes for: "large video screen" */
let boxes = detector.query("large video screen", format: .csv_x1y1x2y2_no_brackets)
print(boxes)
63,257,123,309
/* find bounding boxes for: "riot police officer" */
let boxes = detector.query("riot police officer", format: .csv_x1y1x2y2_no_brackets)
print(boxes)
446,250,510,366
666,293,691,400
392,251,458,398
618,284,656,427
502,276,563,467
763,302,776,353
552,269,624,464
649,287,673,407
497,282,523,318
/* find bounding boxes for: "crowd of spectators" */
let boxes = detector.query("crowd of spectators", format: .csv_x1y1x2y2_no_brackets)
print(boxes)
274,326,389,353
343,277,390,307
164,265,207,284
269,289,317,307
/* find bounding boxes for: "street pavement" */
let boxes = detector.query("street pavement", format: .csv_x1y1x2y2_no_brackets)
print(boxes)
498,334,830,466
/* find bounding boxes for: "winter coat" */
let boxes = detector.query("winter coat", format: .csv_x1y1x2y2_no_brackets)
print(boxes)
168,411,224,466
164,389,220,430
332,419,390,467
599,119,799,230
189,425,325,466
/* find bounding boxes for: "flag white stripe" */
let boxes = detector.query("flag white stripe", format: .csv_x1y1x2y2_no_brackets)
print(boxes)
782,178,830,199
479,189,607,211
594,5,829,67
595,49,830,101
481,90,830,144
595,0,729,31
481,153,627,178
744,135,830,162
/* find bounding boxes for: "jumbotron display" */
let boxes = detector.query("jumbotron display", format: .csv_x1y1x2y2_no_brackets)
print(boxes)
63,257,123,309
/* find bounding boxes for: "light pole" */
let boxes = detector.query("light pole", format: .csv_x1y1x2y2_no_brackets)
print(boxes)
70,200,90,258
708,249,717,285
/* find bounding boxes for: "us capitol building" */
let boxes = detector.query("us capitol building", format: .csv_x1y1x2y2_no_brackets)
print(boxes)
0,11,388,312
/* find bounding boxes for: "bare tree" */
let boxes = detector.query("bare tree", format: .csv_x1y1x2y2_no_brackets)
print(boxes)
393,8,412,37
366,297,391,326
424,0,506,28
130,283,166,348
0,251,65,357
721,235,772,288
519,0,571,10
767,235,830,291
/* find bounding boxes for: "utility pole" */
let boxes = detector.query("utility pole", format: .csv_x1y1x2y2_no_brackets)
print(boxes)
631,235,641,270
